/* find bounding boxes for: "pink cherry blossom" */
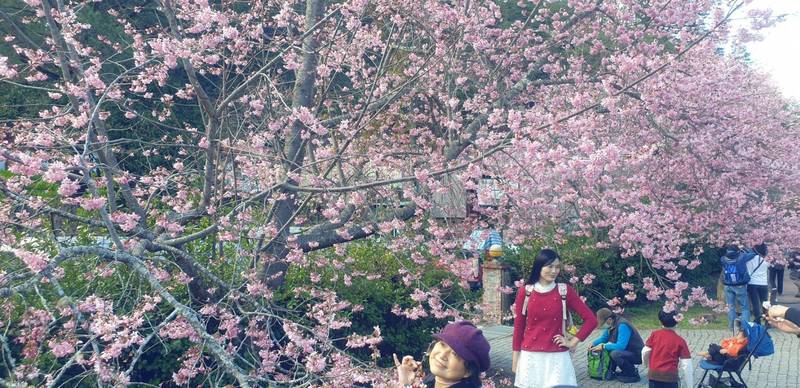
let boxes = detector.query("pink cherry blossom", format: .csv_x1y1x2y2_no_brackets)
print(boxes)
110,212,140,232
57,178,81,197
80,197,107,211
42,163,68,183
48,339,75,358
1,0,798,385
13,249,49,273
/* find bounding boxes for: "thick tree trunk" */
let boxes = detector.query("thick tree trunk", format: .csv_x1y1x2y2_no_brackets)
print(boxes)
263,0,324,288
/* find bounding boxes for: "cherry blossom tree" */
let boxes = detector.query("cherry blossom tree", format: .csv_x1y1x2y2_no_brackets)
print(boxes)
0,0,798,385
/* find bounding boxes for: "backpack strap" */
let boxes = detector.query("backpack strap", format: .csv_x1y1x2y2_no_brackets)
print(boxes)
521,285,533,316
558,283,568,333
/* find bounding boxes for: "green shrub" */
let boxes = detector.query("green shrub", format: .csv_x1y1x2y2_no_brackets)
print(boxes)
279,239,480,367
503,235,618,311
503,236,720,312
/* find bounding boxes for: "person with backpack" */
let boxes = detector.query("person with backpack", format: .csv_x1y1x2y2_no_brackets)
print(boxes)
746,243,770,324
511,249,598,388
589,308,645,383
641,310,693,388
720,246,752,331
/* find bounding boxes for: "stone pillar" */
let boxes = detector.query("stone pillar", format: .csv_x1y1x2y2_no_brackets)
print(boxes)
482,261,511,325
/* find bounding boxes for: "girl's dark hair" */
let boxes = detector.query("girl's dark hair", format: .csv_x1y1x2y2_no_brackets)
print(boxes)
527,249,560,285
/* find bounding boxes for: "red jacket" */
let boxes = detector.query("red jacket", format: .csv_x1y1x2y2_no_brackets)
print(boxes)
512,284,597,352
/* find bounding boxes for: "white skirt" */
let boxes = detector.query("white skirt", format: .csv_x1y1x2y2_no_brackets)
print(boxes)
514,350,577,388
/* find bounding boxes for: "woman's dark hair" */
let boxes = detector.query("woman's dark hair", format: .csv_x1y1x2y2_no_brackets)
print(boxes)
526,249,560,285
462,361,481,387
658,310,678,328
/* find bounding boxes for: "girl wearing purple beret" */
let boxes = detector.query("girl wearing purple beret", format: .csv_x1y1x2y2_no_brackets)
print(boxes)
394,320,491,388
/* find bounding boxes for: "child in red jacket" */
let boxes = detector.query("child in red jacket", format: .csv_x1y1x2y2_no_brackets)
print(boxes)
642,310,693,388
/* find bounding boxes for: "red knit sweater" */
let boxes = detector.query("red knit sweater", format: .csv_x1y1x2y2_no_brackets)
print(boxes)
512,284,598,352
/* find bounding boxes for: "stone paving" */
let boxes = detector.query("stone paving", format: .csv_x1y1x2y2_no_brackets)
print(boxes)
483,272,800,387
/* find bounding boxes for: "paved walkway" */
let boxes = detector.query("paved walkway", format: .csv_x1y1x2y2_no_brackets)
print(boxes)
485,271,800,387
774,267,800,308
485,327,799,387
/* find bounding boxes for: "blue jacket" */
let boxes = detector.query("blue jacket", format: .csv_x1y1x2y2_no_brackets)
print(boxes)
592,318,644,354
592,323,631,351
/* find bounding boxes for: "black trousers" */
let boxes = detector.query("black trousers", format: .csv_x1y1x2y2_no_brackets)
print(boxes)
649,380,678,388
707,343,730,364
769,267,785,296
747,284,768,324
609,349,642,377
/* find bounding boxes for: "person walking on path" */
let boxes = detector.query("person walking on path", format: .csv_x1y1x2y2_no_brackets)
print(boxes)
768,258,785,303
511,249,598,388
747,243,770,325
790,255,800,299
394,320,490,388
641,310,694,388
721,246,751,331
589,308,645,383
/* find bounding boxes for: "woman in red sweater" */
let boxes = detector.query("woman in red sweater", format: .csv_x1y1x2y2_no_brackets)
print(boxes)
511,249,598,388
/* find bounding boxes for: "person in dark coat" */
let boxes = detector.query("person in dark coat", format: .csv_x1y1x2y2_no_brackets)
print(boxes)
590,308,645,383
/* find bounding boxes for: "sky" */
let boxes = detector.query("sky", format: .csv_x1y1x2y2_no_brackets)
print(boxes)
739,0,800,101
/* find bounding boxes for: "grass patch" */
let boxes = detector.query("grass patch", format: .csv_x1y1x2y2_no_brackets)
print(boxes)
621,304,729,331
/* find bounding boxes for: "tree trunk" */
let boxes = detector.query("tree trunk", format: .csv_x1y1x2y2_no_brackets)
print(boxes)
262,0,324,288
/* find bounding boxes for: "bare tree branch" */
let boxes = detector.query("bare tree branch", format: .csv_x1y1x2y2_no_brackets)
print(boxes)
296,203,416,252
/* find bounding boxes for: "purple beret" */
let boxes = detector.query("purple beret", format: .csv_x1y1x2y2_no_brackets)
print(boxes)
433,321,491,372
